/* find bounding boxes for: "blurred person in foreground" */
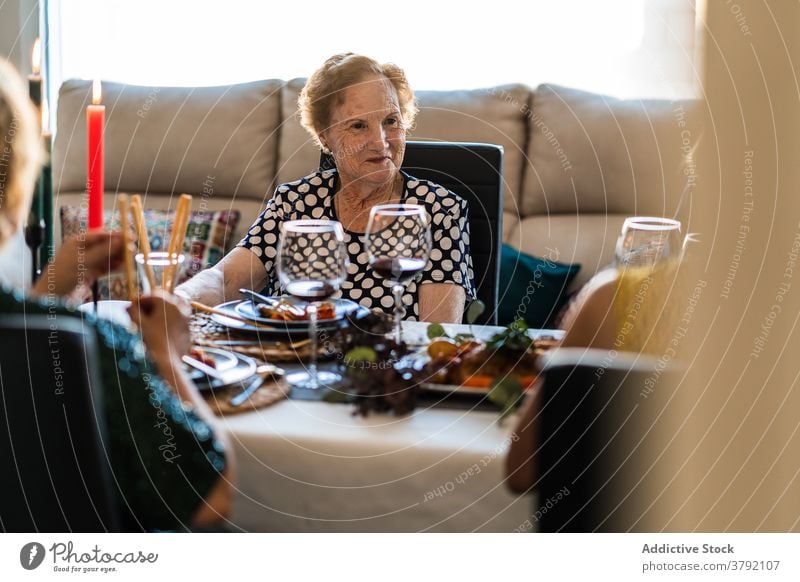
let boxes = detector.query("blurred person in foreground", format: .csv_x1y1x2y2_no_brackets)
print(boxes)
0,58,233,531
505,249,687,493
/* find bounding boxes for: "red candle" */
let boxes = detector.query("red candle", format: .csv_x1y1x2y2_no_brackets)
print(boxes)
87,79,104,230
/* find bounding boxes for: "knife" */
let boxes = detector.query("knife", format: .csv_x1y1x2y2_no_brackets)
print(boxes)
239,288,281,307
238,288,306,318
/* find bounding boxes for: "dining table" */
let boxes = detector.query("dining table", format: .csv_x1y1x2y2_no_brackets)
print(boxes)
218,320,563,533
80,300,561,532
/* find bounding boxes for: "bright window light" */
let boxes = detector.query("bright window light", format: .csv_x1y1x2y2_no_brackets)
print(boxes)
48,0,696,98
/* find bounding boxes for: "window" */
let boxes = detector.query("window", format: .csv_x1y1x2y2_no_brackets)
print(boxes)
46,0,696,103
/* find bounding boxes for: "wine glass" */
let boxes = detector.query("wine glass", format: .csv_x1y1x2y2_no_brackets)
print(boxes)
364,204,432,344
615,216,682,269
277,220,348,390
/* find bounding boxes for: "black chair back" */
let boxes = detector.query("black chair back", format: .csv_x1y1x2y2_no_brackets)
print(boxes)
320,141,504,324
535,348,676,532
0,315,119,532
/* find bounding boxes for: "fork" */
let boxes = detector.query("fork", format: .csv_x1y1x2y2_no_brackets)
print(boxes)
229,363,285,406
238,288,306,318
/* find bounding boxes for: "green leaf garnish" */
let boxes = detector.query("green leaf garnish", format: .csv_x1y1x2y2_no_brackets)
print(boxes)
486,318,533,352
322,387,352,403
488,376,524,421
427,323,447,340
343,346,378,365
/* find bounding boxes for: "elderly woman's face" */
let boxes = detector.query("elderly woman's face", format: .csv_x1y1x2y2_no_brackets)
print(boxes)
321,75,406,188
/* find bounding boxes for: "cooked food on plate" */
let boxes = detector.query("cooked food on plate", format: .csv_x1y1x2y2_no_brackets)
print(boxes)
423,322,559,389
256,299,336,321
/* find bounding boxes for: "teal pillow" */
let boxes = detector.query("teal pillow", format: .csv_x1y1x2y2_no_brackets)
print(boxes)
497,244,581,328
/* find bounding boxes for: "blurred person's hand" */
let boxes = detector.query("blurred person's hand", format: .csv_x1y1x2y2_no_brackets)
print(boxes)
128,290,192,365
33,231,125,297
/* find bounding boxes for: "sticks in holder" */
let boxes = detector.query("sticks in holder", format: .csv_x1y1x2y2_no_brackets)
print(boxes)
163,194,192,292
118,192,192,297
130,194,155,291
116,194,137,300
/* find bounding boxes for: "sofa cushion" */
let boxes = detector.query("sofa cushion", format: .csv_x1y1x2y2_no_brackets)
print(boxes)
502,211,519,243
54,79,283,201
414,84,530,212
275,78,320,187
53,191,264,248
275,80,531,213
497,244,580,329
509,213,628,290
522,84,699,216
60,203,241,300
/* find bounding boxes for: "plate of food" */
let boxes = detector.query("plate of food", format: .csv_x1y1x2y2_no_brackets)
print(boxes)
234,295,358,327
417,324,561,395
183,347,258,390
210,298,367,335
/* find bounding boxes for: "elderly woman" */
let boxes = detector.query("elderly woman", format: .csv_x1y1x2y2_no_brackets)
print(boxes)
177,53,476,323
0,59,233,531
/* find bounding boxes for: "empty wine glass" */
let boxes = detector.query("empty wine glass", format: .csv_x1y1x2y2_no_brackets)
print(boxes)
364,204,432,343
277,220,348,389
615,217,682,269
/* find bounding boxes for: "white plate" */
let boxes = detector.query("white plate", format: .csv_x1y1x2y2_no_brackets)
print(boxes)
187,349,258,391
211,300,369,336
184,347,240,382
234,296,359,327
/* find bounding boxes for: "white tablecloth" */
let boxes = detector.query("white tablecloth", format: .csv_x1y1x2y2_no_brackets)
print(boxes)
222,322,561,532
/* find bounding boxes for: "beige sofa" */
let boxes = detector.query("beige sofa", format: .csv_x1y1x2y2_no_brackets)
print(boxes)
53,79,699,290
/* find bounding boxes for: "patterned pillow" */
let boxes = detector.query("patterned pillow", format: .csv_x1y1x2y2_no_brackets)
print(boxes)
60,204,241,300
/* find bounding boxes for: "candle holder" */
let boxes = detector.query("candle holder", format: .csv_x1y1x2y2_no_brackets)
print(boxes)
135,252,188,294
24,213,45,283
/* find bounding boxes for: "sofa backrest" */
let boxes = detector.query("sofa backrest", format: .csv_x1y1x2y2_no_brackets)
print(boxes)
53,79,283,242
55,79,283,199
523,84,698,218
51,77,700,292
508,83,700,289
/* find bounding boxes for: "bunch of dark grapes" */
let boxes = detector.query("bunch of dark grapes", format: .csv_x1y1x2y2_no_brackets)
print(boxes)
332,311,419,416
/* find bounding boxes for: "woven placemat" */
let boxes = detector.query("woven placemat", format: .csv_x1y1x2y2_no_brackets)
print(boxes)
189,313,316,362
202,375,290,415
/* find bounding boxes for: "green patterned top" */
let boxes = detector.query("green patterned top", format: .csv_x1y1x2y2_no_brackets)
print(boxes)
0,285,227,531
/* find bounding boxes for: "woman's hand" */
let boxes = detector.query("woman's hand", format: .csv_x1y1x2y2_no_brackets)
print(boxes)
128,291,192,366
175,246,268,307
33,231,125,298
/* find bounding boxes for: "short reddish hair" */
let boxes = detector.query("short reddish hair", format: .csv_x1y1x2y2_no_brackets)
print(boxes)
298,53,418,152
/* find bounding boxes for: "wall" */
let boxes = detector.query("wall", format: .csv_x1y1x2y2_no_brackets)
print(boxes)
0,0,40,72
663,0,800,531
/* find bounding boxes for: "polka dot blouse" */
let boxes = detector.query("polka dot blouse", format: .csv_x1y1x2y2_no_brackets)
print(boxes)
238,169,477,320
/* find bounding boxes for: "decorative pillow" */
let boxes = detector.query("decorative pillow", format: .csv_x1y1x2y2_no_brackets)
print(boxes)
60,204,241,300
497,244,581,329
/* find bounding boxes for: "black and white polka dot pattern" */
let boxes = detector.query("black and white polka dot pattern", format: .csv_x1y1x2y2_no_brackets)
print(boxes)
238,170,476,320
